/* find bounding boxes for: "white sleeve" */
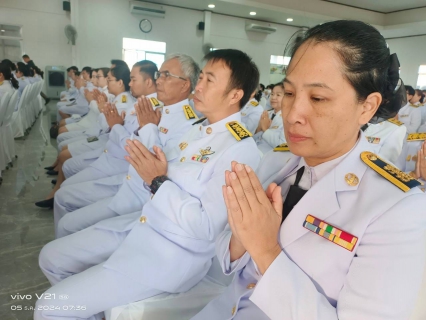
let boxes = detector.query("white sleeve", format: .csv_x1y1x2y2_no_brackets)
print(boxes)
261,126,285,148
250,194,426,320
379,125,406,164
148,141,261,241
408,109,422,133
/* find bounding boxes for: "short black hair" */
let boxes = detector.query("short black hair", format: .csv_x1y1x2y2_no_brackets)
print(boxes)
67,66,79,73
287,20,406,121
111,59,128,68
82,66,92,78
74,71,80,77
405,85,415,96
111,65,131,91
22,54,29,59
133,60,158,82
97,67,110,79
203,49,260,108
1,59,16,71
17,62,30,76
259,83,265,91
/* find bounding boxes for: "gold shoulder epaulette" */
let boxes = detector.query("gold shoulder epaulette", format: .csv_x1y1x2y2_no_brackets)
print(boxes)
183,104,198,120
407,133,426,142
226,121,252,141
387,118,403,126
410,103,419,108
150,97,160,107
192,117,206,125
250,100,259,107
0,81,3,86
273,143,290,152
360,151,422,192
121,95,127,103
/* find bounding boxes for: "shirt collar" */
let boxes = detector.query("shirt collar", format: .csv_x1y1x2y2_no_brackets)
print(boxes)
197,112,242,137
162,99,189,115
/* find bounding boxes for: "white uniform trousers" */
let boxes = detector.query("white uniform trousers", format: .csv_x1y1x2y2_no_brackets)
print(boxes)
63,148,104,179
35,219,162,320
68,136,109,157
54,175,124,234
57,183,151,238
57,130,86,145
56,197,117,238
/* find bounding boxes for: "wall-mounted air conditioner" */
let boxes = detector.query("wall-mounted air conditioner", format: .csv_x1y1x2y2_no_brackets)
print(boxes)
245,22,277,34
130,1,166,18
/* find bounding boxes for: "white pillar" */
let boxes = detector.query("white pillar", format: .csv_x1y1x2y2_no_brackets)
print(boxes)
203,11,212,46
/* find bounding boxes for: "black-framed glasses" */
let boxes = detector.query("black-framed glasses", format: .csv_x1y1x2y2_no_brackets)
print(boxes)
154,71,187,81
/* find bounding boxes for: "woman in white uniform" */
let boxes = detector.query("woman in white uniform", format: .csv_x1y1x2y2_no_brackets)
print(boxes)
254,82,286,155
192,20,426,320
0,62,19,98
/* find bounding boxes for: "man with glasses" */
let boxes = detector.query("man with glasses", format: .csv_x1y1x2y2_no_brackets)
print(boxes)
52,55,200,232
34,49,261,320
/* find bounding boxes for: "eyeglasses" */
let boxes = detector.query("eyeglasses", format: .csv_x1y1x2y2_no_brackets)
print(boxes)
154,71,187,81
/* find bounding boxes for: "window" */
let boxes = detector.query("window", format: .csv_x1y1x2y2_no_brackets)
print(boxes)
122,38,166,68
269,55,290,84
417,65,426,89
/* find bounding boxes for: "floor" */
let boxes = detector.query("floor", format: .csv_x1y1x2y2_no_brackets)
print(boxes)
0,102,58,320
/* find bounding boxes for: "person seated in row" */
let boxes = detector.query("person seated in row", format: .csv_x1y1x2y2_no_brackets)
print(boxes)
60,66,79,102
0,63,19,99
397,85,422,134
35,65,133,208
58,67,113,134
56,66,94,124
15,62,31,98
34,49,261,320
1,59,17,79
60,60,159,180
240,91,263,133
192,20,426,320
43,60,158,181
52,55,198,232
254,82,286,155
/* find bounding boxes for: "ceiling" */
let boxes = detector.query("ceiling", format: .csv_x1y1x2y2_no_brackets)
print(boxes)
322,0,426,13
136,0,426,38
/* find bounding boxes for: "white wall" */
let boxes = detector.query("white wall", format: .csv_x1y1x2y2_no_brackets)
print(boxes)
0,0,72,70
75,0,298,85
210,14,299,85
387,35,426,88
76,0,204,68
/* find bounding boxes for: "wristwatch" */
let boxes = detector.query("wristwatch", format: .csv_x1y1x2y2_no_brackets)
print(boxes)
149,175,170,194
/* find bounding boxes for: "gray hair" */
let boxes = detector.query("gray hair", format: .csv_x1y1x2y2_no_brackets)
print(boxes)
166,53,200,92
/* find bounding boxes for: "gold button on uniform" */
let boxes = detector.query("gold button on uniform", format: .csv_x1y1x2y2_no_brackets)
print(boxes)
139,216,147,223
344,173,359,186
126,175,131,180
180,157,186,162
104,149,108,153
246,283,256,289
231,306,236,315
165,109,170,114
206,127,212,134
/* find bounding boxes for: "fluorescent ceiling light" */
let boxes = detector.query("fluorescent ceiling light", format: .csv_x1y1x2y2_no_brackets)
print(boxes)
249,12,256,16
0,30,5,32
287,18,293,22
208,4,215,8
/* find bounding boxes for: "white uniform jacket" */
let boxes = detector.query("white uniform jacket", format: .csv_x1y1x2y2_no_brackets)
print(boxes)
194,133,426,320
254,110,285,155
99,113,261,293
398,102,422,134
363,119,406,163
240,99,263,133
88,98,190,177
